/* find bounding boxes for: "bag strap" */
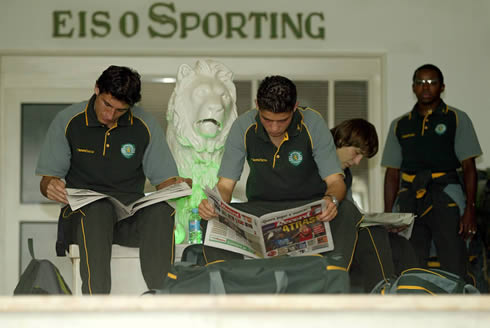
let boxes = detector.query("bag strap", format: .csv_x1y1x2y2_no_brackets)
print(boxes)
28,238,35,260
208,270,289,294
274,271,288,293
209,271,226,294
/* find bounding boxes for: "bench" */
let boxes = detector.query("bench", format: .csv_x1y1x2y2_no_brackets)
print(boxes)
68,243,188,295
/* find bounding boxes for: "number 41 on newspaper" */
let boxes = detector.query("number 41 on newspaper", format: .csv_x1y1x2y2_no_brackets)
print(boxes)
204,188,335,258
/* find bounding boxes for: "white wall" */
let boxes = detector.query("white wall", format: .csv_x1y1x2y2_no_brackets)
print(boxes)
1,0,488,160
1,0,489,294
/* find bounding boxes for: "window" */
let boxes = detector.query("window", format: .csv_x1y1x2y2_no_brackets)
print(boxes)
21,103,71,203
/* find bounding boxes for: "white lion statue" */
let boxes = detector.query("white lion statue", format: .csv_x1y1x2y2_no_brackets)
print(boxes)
166,59,238,243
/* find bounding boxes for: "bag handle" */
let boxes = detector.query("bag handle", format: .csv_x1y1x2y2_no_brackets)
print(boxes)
274,270,288,293
28,238,35,259
209,271,226,294
208,270,289,294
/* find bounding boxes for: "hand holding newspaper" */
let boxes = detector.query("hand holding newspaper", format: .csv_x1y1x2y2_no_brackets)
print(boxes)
204,187,335,258
360,212,415,239
66,182,192,221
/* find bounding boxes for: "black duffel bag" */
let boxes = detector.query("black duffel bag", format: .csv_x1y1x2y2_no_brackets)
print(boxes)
149,254,349,294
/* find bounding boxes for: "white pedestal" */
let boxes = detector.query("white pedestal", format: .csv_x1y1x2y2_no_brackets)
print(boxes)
68,243,188,295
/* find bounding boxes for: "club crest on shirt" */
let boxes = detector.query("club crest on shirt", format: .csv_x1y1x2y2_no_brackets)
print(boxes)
435,123,447,135
121,143,136,159
288,151,303,166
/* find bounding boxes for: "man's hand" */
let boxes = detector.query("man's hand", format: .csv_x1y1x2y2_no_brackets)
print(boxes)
176,177,192,188
40,176,68,204
156,176,192,190
459,206,477,241
317,196,338,222
460,157,478,241
198,199,217,220
317,174,345,222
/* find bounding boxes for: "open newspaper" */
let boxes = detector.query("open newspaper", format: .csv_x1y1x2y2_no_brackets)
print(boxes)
204,188,334,259
360,212,415,240
66,182,191,221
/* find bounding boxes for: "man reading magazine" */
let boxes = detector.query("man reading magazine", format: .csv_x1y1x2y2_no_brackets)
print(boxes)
36,65,190,294
199,75,362,268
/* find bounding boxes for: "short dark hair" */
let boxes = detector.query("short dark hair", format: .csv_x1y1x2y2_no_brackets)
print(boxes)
256,75,297,113
330,119,379,158
412,64,444,85
96,65,142,106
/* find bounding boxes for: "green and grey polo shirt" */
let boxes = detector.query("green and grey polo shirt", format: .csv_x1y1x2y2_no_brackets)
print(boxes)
36,95,178,204
381,101,482,172
218,107,343,201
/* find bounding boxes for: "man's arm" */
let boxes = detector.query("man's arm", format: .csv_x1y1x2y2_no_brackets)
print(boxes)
460,157,478,240
40,176,68,204
198,177,237,220
318,173,346,222
216,177,237,203
384,167,400,212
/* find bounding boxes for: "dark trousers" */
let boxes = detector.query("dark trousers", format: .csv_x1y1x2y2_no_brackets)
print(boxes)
410,205,467,278
389,232,419,273
60,199,175,294
351,226,395,292
350,226,419,292
201,198,361,270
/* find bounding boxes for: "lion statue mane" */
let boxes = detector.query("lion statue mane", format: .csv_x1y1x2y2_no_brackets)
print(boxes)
166,59,238,242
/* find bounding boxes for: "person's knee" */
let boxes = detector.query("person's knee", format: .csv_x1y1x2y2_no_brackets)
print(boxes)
338,200,363,224
82,199,115,217
78,199,116,229
140,202,175,230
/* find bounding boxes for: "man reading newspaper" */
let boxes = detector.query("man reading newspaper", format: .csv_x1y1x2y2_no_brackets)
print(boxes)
199,75,362,268
36,65,190,294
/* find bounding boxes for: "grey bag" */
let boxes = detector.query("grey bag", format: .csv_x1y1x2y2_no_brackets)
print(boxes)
371,267,479,295
14,238,72,295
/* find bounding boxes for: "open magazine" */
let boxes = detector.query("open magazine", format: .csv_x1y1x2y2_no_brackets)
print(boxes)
204,187,334,259
360,212,415,240
66,182,192,221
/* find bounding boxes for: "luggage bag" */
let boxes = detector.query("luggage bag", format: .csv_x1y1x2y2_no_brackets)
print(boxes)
371,267,479,295
152,254,349,294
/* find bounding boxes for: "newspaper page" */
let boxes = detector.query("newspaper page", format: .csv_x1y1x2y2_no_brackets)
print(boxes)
204,188,334,258
360,212,415,239
66,182,192,220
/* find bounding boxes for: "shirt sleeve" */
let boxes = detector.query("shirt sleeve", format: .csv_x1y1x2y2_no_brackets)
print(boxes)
454,109,482,162
140,112,179,186
218,117,248,181
35,111,72,178
381,119,402,168
303,110,343,179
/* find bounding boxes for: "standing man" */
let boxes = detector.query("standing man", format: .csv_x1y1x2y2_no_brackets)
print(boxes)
381,64,482,278
36,65,185,294
199,75,361,268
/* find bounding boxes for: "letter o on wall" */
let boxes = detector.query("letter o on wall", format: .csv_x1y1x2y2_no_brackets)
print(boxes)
203,13,223,38
120,11,139,37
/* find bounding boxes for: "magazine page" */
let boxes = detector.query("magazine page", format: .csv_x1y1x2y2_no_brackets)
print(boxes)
360,212,415,240
66,188,109,211
204,188,264,258
66,182,191,220
129,182,192,213
260,199,334,258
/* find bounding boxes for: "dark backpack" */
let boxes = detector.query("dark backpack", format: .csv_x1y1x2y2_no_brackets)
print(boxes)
149,254,349,295
371,267,479,295
14,238,72,295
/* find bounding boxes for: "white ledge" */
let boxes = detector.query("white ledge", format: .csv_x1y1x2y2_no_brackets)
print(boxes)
2,295,490,313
